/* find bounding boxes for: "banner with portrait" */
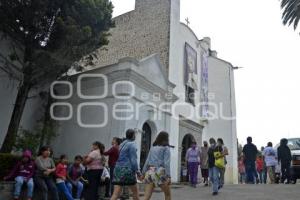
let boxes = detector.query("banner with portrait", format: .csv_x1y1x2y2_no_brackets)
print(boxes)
184,43,198,90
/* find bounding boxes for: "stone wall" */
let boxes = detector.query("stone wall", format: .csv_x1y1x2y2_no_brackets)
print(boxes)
94,0,171,72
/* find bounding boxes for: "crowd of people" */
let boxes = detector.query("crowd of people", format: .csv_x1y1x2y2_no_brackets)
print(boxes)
238,137,292,185
4,142,113,200
4,132,291,200
185,138,229,196
3,129,173,200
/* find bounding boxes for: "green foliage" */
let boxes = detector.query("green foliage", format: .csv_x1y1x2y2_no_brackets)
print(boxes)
13,92,58,154
0,0,114,152
13,117,58,155
13,128,41,155
280,0,300,31
39,120,58,146
0,0,114,84
0,153,20,179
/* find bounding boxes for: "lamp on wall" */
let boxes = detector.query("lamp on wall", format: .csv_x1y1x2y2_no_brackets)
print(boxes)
232,66,243,70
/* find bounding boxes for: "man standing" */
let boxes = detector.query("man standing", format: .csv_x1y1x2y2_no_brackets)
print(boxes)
242,137,258,184
200,141,209,186
277,138,292,184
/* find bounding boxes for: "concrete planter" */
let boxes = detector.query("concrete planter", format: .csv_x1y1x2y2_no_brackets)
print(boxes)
0,181,43,200
0,181,14,199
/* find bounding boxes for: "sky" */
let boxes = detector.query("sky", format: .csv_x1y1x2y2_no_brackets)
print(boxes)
110,0,300,148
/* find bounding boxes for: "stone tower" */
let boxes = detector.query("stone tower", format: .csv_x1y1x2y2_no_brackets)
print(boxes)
94,0,180,73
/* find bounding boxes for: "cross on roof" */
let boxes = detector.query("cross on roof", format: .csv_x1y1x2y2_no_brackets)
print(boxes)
185,18,190,26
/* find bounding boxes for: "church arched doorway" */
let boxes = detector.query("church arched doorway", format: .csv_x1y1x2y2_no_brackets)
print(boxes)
140,123,152,170
180,134,196,182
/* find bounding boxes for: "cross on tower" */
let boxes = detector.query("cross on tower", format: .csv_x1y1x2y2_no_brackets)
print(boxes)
185,18,190,26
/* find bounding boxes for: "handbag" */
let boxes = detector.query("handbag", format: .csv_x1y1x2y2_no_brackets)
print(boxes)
214,150,225,169
112,141,137,185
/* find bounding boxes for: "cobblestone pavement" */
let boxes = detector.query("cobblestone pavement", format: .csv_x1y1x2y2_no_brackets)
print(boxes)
149,184,300,200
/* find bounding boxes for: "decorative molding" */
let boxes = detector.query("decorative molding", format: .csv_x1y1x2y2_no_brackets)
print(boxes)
179,115,204,133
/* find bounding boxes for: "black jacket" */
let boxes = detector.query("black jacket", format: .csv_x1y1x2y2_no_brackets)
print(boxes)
277,145,292,163
242,143,258,162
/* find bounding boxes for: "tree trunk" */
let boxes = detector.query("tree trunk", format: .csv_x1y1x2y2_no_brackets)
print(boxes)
0,82,31,153
39,91,52,149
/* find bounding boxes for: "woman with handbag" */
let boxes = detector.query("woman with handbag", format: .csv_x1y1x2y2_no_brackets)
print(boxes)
111,129,142,200
207,138,223,196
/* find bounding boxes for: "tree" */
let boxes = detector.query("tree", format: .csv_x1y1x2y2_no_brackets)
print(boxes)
0,0,114,152
280,0,300,31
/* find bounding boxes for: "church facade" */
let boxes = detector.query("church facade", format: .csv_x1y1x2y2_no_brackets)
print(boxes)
51,0,238,183
0,0,238,183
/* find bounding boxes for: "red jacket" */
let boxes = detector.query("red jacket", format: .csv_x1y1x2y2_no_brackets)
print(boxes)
256,158,264,172
103,146,119,167
55,163,67,179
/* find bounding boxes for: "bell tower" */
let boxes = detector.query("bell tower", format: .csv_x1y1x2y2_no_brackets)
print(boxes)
96,0,181,73
134,0,181,72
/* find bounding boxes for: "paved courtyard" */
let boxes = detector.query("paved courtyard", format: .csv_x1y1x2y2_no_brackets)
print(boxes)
149,184,300,200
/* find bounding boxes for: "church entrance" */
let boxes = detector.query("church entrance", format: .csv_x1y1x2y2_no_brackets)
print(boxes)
180,134,195,182
140,123,152,170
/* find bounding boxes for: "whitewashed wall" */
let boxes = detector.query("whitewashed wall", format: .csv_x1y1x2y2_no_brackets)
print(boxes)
203,56,238,184
51,55,180,180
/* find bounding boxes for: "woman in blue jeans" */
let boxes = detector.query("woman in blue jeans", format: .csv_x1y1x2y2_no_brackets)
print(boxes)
67,155,85,199
4,150,35,200
207,138,222,196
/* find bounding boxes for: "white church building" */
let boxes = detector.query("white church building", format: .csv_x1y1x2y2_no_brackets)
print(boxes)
0,0,238,183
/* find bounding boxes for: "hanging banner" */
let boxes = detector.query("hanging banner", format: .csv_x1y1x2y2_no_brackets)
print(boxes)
184,43,198,90
201,51,209,118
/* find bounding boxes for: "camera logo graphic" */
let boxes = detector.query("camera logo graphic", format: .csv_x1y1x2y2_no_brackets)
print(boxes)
50,74,135,128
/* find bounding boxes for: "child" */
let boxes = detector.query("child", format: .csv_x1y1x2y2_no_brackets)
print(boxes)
99,167,110,198
4,150,35,200
55,155,74,200
238,155,246,184
67,155,86,199
256,155,264,184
